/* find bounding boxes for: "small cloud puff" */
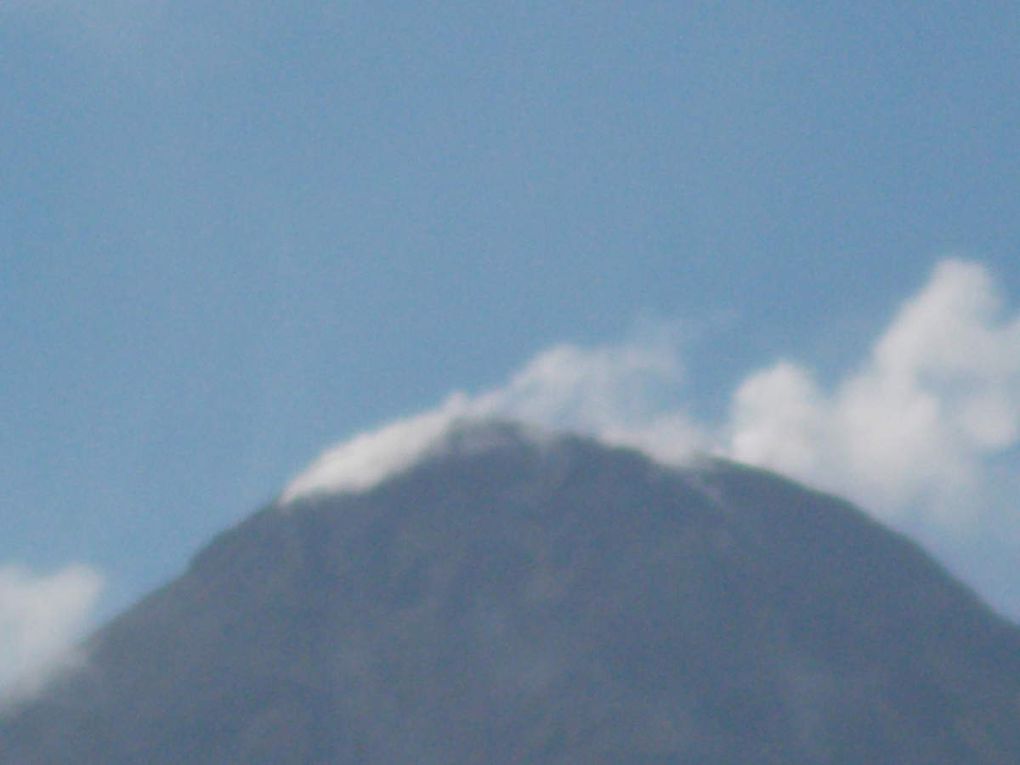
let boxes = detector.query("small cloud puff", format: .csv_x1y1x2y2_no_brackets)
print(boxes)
0,563,104,709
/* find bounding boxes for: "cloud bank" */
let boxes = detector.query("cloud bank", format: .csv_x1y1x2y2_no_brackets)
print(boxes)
0,564,104,709
287,258,1020,520
283,258,1020,616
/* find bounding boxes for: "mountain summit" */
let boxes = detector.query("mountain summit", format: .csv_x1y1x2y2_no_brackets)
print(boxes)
3,420,1019,763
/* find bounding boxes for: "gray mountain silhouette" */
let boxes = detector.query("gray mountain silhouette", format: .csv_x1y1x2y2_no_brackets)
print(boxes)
3,421,1019,763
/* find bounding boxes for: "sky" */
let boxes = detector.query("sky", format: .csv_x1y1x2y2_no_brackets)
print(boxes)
3,2,1020,700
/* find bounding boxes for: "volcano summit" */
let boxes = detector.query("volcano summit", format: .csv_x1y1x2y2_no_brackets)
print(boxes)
2,420,1019,763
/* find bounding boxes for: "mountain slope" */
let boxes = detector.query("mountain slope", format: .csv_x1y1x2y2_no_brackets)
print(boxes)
3,421,1019,763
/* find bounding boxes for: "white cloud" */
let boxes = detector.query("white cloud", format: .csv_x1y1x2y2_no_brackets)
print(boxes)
473,335,708,462
474,338,684,431
727,362,826,478
0,564,104,708
723,259,1020,522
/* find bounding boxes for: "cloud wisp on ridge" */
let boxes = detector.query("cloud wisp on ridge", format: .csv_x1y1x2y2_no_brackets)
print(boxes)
281,332,705,503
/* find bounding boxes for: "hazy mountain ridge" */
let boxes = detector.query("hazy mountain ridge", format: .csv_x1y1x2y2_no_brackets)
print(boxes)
3,421,1019,763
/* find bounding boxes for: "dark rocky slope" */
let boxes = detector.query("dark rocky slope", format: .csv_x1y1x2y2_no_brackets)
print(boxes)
3,422,1019,763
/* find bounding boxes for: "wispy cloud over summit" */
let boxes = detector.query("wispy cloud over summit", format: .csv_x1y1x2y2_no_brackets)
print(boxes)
283,258,1020,616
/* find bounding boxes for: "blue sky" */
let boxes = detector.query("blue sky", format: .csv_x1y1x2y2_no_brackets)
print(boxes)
3,2,1020,697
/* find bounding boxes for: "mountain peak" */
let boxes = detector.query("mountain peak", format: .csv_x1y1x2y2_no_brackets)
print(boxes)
4,429,1020,763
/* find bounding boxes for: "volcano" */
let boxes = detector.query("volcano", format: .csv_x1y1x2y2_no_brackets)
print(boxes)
3,420,1019,763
